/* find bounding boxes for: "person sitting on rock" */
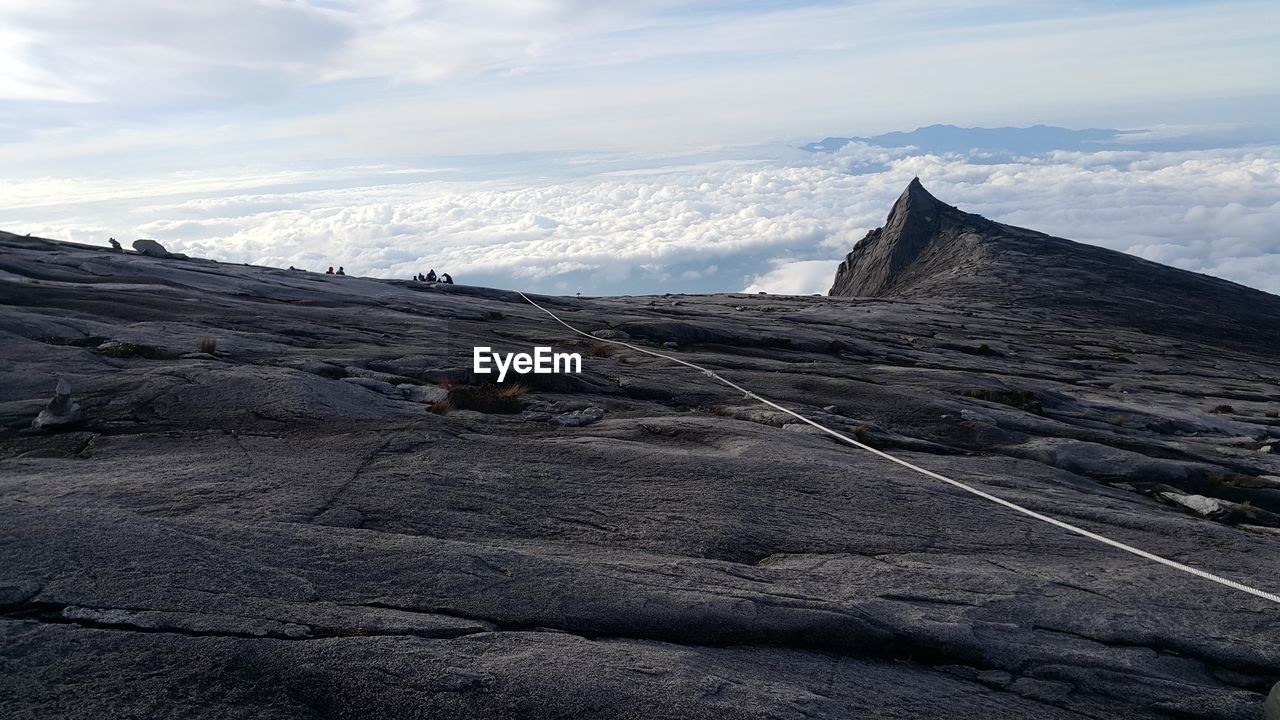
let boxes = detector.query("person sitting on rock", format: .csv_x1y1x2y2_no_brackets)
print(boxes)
108,238,122,252
336,267,346,276
441,273,453,284
426,269,437,282
326,266,335,274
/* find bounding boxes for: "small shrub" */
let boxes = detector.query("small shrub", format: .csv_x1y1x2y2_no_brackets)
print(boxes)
429,399,453,415
1105,416,1125,427
446,382,528,414
1266,410,1279,418
590,343,614,358
1209,404,1236,415
198,337,218,354
1224,500,1254,525
960,388,1042,413
1206,473,1251,488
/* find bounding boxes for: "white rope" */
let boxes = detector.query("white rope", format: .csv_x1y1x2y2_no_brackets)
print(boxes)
517,291,1280,606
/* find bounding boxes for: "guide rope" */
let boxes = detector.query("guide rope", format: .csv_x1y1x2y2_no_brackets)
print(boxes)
516,290,1280,606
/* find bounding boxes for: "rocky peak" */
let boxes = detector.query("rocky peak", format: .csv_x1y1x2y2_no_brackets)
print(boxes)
828,178,968,297
827,179,1280,354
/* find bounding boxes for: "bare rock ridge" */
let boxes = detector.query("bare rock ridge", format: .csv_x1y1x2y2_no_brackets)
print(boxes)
830,179,1280,353
3,204,1280,718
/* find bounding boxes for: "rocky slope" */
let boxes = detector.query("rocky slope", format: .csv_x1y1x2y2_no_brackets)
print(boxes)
2,199,1280,719
830,178,1280,354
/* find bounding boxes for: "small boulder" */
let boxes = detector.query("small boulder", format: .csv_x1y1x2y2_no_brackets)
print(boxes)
1158,492,1227,518
782,422,826,437
132,239,188,259
401,384,448,404
591,329,630,340
959,409,996,424
32,379,82,430
550,408,604,428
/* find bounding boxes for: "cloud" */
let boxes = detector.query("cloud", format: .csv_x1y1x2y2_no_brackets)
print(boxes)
0,1,1276,170
743,260,841,296
7,141,1279,297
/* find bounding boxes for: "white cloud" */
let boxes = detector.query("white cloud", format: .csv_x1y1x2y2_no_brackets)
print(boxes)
6,142,1279,297
0,1,1276,170
743,260,841,296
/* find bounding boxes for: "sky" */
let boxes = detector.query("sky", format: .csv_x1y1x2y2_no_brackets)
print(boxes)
2,0,1278,295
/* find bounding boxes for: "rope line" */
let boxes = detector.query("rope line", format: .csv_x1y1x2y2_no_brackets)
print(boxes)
516,290,1280,606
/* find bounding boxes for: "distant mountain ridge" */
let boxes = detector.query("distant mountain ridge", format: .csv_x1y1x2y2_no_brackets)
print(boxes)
803,124,1125,155
828,179,1280,353
801,123,1278,155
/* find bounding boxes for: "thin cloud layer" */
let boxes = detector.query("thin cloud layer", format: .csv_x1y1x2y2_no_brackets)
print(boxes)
1,1,1276,170
10,142,1279,297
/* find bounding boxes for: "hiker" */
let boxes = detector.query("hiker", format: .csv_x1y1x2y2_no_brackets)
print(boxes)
326,267,334,274
336,267,345,276
108,238,122,252
425,269,437,282
441,273,453,284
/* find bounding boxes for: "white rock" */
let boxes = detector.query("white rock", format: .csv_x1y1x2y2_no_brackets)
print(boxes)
1157,492,1226,517
551,408,604,428
959,409,996,424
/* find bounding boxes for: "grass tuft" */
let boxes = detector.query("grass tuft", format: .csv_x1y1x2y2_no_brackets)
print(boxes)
198,337,218,354
1224,500,1254,525
1209,404,1236,415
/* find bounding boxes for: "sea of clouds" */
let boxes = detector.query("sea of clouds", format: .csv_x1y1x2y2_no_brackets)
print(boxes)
6,141,1279,297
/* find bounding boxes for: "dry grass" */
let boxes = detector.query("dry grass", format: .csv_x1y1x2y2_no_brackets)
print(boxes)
590,343,614,358
1224,500,1254,525
198,337,218,354
1266,410,1279,419
1105,416,1125,427
1209,404,1237,415
429,399,453,415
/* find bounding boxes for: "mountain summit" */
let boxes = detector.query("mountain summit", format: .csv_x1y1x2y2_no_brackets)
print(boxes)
829,179,1280,352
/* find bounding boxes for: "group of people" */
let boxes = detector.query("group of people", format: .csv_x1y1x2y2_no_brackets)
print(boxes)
325,266,345,275
415,269,453,284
